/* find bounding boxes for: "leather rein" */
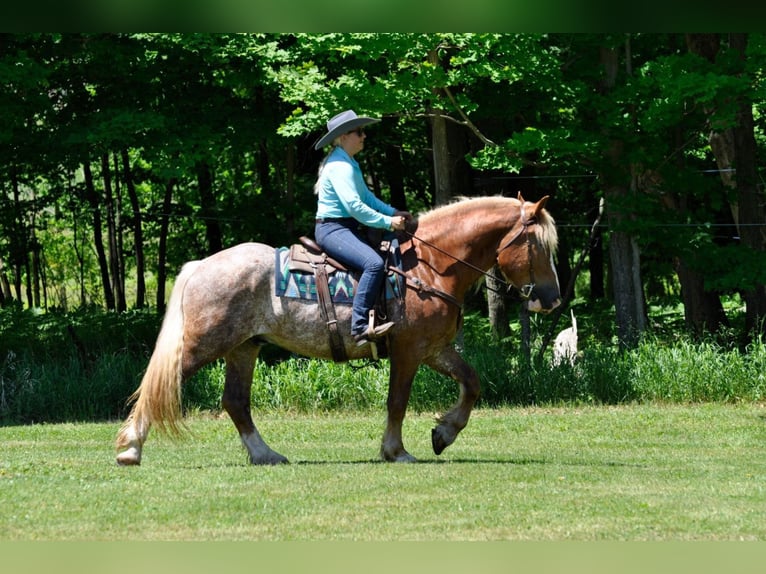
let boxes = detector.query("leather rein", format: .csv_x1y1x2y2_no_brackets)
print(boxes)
396,205,538,308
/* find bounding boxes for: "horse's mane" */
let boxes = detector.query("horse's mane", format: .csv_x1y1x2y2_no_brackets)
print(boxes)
416,195,558,253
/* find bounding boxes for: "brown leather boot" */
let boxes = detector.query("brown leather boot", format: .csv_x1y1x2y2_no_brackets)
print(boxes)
354,321,395,347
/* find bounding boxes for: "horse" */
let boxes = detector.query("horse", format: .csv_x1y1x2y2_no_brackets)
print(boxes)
115,194,561,465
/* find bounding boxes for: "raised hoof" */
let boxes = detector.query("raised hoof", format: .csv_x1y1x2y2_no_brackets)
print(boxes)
431,428,447,455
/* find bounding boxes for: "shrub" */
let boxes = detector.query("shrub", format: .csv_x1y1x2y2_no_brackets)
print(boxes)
3,306,766,424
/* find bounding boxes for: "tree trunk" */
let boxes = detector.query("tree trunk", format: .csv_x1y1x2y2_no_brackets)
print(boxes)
70,191,87,307
31,235,41,308
384,142,407,211
83,160,114,309
10,170,26,304
600,43,647,348
589,226,605,299
430,111,452,207
122,149,146,308
0,258,11,305
674,258,729,335
285,142,296,238
428,49,453,208
196,160,223,255
102,153,125,312
156,178,176,313
720,35,766,337
607,217,647,348
687,33,766,338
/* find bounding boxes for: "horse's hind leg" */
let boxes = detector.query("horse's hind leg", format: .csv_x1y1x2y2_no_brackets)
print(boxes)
223,340,288,465
426,346,481,455
115,409,150,466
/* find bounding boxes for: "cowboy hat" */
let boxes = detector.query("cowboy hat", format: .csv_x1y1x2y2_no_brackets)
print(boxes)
314,109,381,150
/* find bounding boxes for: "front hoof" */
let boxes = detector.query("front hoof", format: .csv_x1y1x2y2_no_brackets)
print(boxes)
431,427,449,455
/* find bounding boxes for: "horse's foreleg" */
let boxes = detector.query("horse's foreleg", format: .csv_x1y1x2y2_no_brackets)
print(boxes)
426,346,480,455
222,341,288,465
380,355,420,463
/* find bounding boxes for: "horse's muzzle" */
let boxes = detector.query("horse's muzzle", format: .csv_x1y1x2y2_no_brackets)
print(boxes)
526,295,561,314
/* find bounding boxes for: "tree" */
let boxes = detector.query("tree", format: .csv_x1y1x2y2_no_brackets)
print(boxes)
686,33,766,338
3,32,766,354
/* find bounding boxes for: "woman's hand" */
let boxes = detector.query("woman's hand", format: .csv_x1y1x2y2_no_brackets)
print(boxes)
390,215,407,231
390,210,413,231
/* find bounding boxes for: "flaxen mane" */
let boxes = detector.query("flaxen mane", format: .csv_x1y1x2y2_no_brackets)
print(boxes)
416,196,557,254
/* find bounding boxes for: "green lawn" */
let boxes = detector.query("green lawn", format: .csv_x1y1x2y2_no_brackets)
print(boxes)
2,404,765,541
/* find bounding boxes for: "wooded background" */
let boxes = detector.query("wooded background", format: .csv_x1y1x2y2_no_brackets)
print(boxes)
2,33,765,347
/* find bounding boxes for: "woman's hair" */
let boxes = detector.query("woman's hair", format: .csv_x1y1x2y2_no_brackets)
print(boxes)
314,138,342,194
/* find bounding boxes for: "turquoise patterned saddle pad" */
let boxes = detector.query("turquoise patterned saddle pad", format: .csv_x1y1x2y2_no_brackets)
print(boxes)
274,243,403,304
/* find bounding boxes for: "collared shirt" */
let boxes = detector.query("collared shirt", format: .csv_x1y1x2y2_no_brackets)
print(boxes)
315,146,395,229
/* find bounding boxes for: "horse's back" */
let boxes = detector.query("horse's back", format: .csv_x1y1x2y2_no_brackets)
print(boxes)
175,243,278,359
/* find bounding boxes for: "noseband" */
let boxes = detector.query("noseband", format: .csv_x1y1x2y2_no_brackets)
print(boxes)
496,205,536,300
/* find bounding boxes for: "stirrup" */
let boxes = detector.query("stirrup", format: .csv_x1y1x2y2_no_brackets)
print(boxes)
366,310,394,339
353,310,394,345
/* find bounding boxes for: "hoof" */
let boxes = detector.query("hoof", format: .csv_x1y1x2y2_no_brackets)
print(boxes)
380,448,417,463
250,452,290,465
431,428,447,455
116,447,141,466
393,452,417,463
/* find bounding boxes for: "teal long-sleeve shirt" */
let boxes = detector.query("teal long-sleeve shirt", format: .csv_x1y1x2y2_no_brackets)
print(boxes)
315,147,395,229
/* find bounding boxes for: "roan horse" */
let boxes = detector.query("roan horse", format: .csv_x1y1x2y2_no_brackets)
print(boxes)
116,194,560,465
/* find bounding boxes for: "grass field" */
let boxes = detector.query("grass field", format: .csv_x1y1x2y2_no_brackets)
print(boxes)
2,403,765,541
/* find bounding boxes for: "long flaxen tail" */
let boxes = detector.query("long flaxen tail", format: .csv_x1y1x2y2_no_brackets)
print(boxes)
115,261,201,454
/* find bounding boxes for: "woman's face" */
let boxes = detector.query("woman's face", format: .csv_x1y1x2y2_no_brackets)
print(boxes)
340,127,366,156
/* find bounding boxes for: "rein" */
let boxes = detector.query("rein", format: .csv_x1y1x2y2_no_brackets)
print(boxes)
400,206,537,304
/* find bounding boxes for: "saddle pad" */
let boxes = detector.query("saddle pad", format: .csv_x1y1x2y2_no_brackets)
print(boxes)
274,246,403,304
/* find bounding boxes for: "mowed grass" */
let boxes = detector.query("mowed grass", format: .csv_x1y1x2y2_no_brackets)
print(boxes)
1,404,766,541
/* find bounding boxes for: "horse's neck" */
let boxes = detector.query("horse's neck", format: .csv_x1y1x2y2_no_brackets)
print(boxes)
415,210,516,293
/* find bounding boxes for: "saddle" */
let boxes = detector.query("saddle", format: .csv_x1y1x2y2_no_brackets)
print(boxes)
288,235,396,363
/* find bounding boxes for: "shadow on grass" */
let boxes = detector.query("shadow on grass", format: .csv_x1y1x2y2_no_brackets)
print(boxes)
164,456,645,469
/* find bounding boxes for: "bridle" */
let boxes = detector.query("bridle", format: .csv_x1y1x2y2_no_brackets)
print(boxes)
399,203,539,306
495,203,537,300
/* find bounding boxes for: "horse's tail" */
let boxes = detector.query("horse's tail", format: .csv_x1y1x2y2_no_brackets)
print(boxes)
118,260,201,441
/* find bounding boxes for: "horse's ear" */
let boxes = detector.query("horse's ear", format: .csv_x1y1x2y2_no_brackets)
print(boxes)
517,191,525,203
534,195,550,216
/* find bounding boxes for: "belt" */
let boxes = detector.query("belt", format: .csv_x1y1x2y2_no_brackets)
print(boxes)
315,217,354,224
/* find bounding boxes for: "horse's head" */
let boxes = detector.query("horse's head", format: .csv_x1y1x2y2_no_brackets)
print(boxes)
496,194,561,313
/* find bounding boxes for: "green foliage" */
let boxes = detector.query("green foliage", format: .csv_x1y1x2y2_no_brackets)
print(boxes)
4,306,765,425
0,307,158,423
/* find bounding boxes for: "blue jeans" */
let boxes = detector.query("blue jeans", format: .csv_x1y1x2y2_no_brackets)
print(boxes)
315,219,386,335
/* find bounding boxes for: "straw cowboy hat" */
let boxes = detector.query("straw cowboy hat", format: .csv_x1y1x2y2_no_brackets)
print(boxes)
314,109,381,150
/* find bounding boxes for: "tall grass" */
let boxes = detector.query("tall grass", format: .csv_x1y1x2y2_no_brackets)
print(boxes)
2,306,765,424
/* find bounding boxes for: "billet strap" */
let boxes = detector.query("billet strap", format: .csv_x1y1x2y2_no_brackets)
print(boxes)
314,263,348,363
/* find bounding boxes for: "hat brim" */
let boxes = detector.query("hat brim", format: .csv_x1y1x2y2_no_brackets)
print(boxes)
314,116,381,150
